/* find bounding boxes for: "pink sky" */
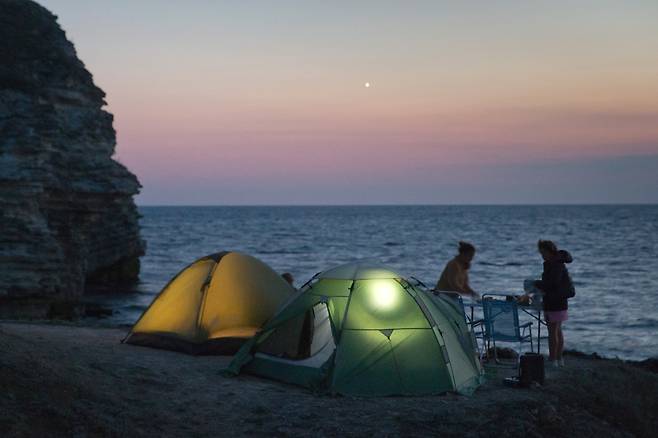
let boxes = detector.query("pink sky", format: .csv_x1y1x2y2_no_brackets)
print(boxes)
42,0,658,204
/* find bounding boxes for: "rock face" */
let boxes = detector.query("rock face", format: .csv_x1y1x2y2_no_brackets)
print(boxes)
0,0,145,317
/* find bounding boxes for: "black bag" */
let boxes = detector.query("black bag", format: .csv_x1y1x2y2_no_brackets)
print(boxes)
563,269,576,299
519,353,545,387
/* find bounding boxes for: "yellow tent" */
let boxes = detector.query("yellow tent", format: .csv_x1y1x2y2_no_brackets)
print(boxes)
124,252,294,354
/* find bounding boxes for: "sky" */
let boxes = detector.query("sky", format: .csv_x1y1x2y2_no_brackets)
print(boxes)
40,0,658,205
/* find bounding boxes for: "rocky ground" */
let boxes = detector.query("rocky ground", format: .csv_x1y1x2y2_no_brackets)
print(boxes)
1,322,657,437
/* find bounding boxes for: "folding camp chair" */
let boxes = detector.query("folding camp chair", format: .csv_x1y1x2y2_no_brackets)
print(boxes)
481,293,533,367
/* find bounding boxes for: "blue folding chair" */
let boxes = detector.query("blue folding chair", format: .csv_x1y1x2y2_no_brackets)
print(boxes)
481,293,533,366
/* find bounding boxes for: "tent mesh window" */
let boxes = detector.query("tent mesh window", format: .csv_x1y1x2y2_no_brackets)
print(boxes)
257,303,335,362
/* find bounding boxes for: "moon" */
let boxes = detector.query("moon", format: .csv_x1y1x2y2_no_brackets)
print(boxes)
364,82,371,88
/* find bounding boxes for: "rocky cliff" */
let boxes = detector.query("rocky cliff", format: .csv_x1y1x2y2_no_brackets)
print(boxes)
0,0,145,317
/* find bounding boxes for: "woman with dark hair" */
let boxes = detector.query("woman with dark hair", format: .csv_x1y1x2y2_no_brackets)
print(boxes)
435,241,480,299
534,240,574,367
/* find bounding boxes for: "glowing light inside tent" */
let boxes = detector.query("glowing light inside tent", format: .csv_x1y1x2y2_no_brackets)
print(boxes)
368,280,398,311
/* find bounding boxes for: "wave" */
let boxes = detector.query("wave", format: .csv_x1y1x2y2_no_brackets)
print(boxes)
479,261,524,267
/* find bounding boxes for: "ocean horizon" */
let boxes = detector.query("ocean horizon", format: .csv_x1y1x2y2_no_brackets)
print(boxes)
87,204,658,361
135,203,658,207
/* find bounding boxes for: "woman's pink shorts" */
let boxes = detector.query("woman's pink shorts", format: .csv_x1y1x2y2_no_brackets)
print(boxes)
545,310,568,323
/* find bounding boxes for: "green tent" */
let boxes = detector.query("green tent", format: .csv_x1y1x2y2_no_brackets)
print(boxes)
226,261,483,396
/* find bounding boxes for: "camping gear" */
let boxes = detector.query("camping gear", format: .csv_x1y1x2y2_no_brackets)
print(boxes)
225,261,484,396
124,251,294,354
480,294,534,367
519,352,545,386
465,295,545,355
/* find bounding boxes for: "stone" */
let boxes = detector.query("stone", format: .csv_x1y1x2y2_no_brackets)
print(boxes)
0,0,145,317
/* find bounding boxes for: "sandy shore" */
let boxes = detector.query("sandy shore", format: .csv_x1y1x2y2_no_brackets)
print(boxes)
1,322,657,437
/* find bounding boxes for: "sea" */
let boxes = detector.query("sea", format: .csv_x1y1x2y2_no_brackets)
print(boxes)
88,205,658,361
